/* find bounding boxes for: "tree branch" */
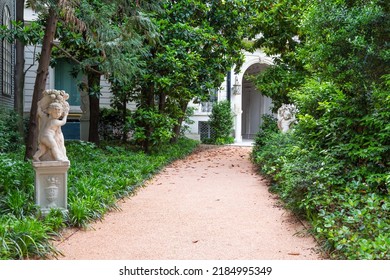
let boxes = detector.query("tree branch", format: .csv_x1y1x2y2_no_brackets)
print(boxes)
24,45,37,75
51,42,104,76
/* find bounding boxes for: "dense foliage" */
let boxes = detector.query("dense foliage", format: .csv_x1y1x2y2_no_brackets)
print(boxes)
111,0,254,152
252,0,389,259
24,0,256,152
203,101,234,145
0,108,24,153
0,138,198,259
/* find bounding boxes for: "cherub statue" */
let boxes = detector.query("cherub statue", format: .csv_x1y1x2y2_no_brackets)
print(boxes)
33,90,70,162
277,104,298,133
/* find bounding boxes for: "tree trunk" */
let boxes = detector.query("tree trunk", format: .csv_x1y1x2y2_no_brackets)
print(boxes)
121,97,128,143
171,101,188,143
14,0,25,135
88,69,101,144
140,85,155,153
158,91,166,113
25,8,58,160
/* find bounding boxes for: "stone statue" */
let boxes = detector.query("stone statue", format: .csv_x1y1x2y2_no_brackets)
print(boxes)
33,90,70,162
277,104,298,133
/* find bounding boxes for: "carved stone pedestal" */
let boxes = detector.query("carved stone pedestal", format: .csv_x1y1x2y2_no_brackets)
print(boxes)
33,160,70,215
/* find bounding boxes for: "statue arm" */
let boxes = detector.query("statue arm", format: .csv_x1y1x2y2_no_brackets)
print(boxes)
58,108,69,126
37,105,44,117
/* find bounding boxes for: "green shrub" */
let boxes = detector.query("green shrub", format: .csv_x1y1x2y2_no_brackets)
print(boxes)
43,209,67,232
0,154,34,208
0,108,23,153
250,0,390,260
253,114,279,150
252,127,390,259
128,108,177,152
205,100,234,145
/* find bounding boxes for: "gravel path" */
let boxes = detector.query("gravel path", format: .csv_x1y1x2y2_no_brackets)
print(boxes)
55,145,321,260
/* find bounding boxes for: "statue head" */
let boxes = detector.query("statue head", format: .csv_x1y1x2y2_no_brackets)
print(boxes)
48,102,64,119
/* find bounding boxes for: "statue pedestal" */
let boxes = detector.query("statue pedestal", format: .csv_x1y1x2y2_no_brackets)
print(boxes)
33,160,70,215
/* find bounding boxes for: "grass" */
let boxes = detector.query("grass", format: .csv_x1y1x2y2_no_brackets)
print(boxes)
0,137,199,259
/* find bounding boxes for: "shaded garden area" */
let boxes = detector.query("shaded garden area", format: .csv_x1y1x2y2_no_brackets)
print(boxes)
0,0,389,260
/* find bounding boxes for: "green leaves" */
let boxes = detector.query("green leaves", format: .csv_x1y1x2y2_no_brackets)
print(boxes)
250,0,389,259
205,101,234,145
0,216,60,260
128,108,177,151
252,127,390,259
300,1,389,89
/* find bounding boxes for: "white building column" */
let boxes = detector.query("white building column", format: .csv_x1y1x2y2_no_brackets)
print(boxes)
231,74,243,143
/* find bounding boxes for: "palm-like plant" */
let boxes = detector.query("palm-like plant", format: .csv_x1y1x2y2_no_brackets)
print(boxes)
25,0,86,160
24,0,162,152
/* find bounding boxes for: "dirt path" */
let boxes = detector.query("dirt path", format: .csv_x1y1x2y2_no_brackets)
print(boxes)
55,145,321,260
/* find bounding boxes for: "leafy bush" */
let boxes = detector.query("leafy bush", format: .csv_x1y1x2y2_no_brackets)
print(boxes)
205,100,234,145
99,108,127,141
252,126,390,259
0,154,34,203
127,108,177,152
252,114,279,149
251,1,389,259
0,108,23,153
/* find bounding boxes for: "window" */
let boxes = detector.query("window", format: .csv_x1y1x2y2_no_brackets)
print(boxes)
54,58,82,106
200,89,218,112
199,121,215,141
2,5,12,96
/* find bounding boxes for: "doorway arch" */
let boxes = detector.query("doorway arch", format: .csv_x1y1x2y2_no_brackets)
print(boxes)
241,63,273,140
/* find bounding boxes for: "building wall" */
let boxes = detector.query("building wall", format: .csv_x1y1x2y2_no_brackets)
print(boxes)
187,49,275,143
23,44,114,141
0,0,15,108
23,45,113,114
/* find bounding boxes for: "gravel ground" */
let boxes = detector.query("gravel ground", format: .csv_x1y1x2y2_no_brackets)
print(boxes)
54,145,322,260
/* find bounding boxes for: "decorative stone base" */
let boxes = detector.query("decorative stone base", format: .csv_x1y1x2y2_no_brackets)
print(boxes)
33,160,70,215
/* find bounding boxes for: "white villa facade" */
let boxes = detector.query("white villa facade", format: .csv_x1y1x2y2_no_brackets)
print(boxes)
188,50,274,143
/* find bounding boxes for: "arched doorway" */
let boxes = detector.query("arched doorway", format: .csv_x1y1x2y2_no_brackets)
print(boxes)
241,63,273,139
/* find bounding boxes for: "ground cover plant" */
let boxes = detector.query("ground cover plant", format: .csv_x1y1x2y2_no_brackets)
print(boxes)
0,132,198,259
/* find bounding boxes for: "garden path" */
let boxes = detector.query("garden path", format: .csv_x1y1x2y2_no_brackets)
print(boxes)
55,145,321,259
